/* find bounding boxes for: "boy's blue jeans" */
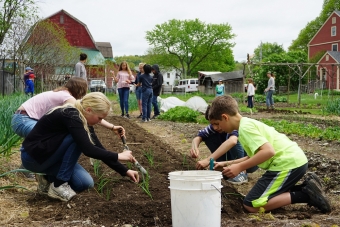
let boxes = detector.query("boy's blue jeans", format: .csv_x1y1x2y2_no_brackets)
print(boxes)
152,94,160,116
118,87,130,115
142,88,153,120
21,134,94,192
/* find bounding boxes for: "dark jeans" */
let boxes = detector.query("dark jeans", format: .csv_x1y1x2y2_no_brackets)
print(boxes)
247,96,254,108
152,94,160,116
266,90,274,107
21,134,94,192
142,88,153,120
118,87,130,115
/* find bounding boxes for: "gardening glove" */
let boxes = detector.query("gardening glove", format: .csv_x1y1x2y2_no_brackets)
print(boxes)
126,170,139,183
118,150,134,162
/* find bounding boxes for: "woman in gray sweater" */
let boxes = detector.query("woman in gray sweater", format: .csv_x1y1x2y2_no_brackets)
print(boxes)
264,71,275,112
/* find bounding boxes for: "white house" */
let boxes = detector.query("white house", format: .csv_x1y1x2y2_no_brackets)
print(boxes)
162,69,181,86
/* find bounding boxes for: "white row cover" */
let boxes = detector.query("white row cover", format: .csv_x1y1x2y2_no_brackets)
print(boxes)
158,96,208,114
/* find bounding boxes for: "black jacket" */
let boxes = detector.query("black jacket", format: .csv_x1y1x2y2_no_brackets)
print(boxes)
151,64,163,96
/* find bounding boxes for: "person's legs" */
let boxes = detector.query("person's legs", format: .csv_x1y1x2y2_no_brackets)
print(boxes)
118,88,124,116
147,91,153,120
11,114,37,138
267,90,274,108
243,163,307,212
136,88,143,117
123,88,130,116
141,90,148,121
152,94,160,116
265,92,271,109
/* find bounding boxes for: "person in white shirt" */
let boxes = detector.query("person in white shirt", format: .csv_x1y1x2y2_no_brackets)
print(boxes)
247,78,255,108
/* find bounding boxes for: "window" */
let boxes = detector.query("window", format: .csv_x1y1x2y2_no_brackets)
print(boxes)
332,17,336,24
331,26,336,36
167,73,170,78
332,43,338,51
326,55,329,61
60,15,64,24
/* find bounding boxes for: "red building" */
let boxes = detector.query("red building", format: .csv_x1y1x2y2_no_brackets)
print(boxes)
308,11,340,90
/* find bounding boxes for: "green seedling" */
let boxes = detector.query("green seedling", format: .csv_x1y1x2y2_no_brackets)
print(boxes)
143,148,154,167
93,159,101,177
139,174,152,200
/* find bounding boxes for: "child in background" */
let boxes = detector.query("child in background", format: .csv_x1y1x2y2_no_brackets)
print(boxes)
215,79,225,96
25,73,35,97
210,95,331,213
247,78,255,109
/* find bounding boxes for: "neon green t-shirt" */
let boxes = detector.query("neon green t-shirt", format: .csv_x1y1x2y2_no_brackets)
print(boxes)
238,117,307,171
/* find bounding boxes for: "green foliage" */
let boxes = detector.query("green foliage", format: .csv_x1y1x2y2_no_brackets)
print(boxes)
324,98,340,114
261,119,340,142
143,148,154,167
113,55,147,70
145,18,235,77
0,94,29,157
252,42,285,63
0,169,29,191
158,106,200,123
139,174,152,200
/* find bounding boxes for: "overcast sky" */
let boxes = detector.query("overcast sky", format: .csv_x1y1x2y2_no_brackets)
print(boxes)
37,0,323,62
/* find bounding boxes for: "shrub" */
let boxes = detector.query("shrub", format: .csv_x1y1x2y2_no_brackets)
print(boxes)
158,106,200,123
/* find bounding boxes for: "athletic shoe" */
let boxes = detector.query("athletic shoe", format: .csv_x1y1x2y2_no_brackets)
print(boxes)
227,172,248,185
19,164,35,181
36,174,49,194
302,179,331,213
137,113,143,118
147,118,151,122
125,114,130,119
304,172,323,189
48,182,76,202
141,119,147,123
121,114,124,117
151,114,159,119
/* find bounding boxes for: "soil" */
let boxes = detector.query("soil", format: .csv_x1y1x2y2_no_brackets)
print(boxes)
1,107,340,227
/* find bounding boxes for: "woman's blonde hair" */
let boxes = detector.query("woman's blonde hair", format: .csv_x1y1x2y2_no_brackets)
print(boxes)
48,92,111,144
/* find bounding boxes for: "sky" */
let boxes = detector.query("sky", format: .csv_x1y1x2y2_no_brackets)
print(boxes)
36,0,324,62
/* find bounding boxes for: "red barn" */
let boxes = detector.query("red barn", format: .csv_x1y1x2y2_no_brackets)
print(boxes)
308,11,340,90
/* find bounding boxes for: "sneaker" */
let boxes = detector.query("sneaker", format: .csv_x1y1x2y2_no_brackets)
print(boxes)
151,114,159,119
137,113,143,118
121,114,124,117
48,182,76,202
36,174,49,194
147,118,151,122
125,114,130,119
19,164,35,181
304,172,323,189
141,119,147,123
227,172,248,185
302,179,331,213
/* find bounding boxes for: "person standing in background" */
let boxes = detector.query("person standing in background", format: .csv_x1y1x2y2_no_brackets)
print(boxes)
264,71,275,112
137,64,153,122
151,64,163,119
74,53,87,80
216,79,225,96
112,61,135,118
135,63,145,118
247,78,255,109
25,73,35,97
23,67,34,93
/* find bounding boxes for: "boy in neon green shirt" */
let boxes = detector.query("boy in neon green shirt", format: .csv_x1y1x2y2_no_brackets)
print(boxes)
210,95,331,213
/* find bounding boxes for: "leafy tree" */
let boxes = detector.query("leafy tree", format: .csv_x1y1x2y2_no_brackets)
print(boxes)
145,18,235,78
0,0,37,45
252,42,285,63
289,0,340,54
114,55,147,71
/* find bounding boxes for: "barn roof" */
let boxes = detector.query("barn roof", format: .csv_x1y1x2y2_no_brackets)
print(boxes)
80,48,105,65
96,42,114,60
200,70,244,82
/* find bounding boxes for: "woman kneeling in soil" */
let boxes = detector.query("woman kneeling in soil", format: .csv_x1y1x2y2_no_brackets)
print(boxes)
211,95,331,213
21,92,139,202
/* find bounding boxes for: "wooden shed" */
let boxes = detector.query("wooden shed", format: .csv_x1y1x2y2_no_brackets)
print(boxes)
198,70,244,95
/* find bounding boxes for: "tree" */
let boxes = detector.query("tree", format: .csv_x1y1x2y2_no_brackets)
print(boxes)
0,0,36,45
289,0,340,54
252,42,285,63
145,18,235,78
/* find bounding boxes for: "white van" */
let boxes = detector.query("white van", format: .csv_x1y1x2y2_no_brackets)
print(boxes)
174,79,199,92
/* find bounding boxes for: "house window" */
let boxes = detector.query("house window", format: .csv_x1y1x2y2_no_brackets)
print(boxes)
331,26,336,36
60,15,64,24
332,43,338,51
326,55,329,61
332,17,336,24
167,73,170,78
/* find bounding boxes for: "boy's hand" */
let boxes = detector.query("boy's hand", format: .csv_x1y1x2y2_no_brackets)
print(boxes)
196,158,209,170
213,162,225,171
189,146,199,158
222,164,242,178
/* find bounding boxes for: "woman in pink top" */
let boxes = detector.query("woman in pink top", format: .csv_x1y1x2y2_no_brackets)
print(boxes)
112,61,134,118
12,77,127,180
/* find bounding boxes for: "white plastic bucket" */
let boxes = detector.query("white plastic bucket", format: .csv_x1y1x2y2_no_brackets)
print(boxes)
168,170,223,227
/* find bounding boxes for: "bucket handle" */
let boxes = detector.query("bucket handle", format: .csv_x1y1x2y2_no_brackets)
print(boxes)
211,185,245,200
